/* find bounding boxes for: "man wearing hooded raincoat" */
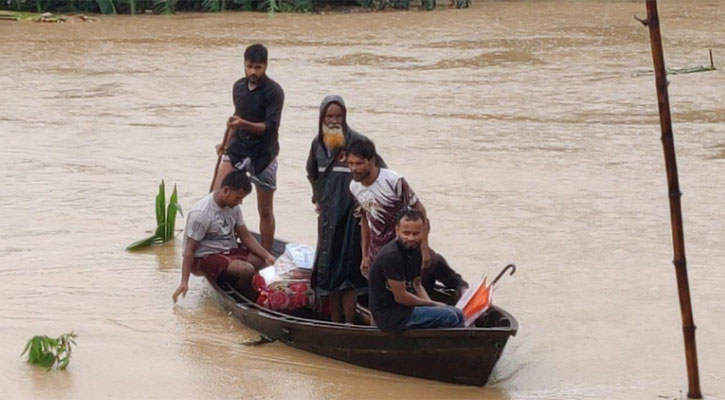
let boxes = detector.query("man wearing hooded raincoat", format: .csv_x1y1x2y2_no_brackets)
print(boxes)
306,95,383,323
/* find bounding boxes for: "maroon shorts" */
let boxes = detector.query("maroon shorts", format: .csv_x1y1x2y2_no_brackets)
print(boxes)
193,248,251,281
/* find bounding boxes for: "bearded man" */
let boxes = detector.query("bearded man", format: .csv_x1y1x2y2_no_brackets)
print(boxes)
368,209,463,332
305,95,384,323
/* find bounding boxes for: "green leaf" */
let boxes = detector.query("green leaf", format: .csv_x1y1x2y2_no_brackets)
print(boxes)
153,0,176,14
155,180,165,227
154,221,167,238
233,0,253,10
165,185,179,240
164,185,179,241
257,0,277,13
38,352,55,368
95,0,117,14
126,234,160,251
202,0,220,12
21,337,33,357
293,0,313,12
29,338,42,361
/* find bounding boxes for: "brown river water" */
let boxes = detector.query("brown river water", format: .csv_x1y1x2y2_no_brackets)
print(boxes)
1,0,724,398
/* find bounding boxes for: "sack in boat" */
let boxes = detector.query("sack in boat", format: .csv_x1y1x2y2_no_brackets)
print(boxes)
251,242,316,311
454,278,493,327
255,279,315,311
253,267,314,311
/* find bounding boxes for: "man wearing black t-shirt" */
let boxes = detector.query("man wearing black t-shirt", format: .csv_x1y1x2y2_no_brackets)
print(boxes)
368,209,464,332
214,44,285,251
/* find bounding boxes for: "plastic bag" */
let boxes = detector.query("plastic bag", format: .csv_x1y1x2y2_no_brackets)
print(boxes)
252,243,316,311
267,243,314,283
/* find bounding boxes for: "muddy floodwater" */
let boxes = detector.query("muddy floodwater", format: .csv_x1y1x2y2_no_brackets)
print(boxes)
1,0,724,398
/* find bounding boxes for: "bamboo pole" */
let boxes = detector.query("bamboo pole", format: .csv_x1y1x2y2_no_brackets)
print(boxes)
636,1,702,398
709,49,714,70
210,127,233,193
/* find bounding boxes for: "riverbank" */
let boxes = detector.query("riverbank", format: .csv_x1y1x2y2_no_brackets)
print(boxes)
0,0,467,16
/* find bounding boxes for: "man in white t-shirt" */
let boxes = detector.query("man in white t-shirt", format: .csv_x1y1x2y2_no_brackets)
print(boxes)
172,170,275,303
348,139,431,277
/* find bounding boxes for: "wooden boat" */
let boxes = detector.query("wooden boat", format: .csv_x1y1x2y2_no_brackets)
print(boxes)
206,237,517,386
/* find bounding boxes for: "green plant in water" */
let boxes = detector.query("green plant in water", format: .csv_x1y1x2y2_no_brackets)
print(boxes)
21,332,78,371
127,180,183,251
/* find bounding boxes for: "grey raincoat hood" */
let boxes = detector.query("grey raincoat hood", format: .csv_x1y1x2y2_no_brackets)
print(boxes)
317,94,351,143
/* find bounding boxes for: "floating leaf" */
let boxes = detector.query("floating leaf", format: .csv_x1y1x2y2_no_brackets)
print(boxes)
22,332,78,371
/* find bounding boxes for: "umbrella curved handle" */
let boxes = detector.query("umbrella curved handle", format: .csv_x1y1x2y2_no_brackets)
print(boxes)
491,264,516,286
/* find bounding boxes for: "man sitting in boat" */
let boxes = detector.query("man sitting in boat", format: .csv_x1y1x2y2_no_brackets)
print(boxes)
368,209,464,331
172,170,276,303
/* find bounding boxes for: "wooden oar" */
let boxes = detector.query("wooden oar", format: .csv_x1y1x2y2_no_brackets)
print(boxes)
209,126,233,193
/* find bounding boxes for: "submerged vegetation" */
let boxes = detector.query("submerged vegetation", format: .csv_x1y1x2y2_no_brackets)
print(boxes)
22,332,78,371
0,9,97,21
667,50,717,75
0,0,467,14
127,180,183,251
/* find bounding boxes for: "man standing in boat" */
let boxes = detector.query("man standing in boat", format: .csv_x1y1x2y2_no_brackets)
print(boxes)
173,170,276,304
348,139,467,300
347,139,431,276
368,209,464,331
213,43,285,251
306,95,383,323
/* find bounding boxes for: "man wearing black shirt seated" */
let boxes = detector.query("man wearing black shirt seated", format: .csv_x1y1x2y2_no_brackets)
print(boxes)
368,209,464,332
214,43,285,251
